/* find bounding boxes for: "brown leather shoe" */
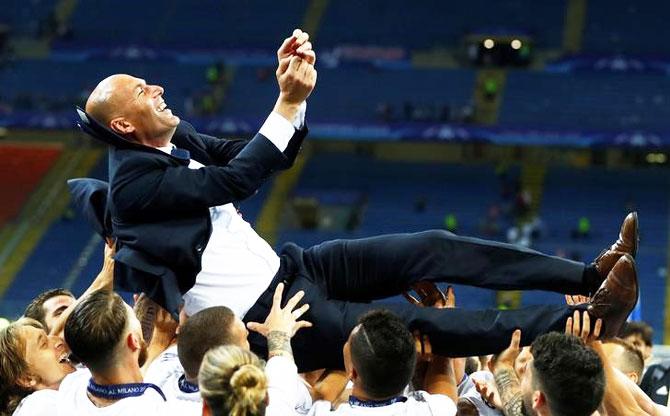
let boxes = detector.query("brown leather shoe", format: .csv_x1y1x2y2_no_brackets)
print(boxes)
587,254,638,339
594,212,639,279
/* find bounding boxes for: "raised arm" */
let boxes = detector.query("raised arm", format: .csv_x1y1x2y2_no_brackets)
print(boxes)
246,283,312,416
112,50,316,217
49,241,115,338
492,330,527,416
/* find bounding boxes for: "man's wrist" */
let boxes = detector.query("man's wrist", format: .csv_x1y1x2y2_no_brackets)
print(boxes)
492,362,515,374
274,96,301,122
267,330,293,359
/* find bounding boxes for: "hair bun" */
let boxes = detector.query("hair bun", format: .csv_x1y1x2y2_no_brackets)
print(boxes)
229,364,266,398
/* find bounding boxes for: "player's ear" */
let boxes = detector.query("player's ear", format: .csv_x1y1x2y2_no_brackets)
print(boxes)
109,117,135,135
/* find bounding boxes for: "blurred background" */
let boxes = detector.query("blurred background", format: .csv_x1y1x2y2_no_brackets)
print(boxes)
0,1,669,344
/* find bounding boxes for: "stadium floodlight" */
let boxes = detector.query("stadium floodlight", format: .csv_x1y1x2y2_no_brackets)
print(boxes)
483,38,495,49
511,39,522,50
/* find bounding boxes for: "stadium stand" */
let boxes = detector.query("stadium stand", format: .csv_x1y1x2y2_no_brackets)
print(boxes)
0,0,58,37
583,0,670,55
62,0,307,48
224,66,476,123
500,71,670,131
317,0,565,49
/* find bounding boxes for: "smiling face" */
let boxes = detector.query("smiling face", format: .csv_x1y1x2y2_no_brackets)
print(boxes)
85,74,180,147
20,325,75,390
41,295,74,334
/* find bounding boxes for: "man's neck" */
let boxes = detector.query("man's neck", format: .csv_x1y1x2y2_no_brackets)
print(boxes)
350,384,399,403
91,362,143,386
133,128,175,149
87,362,144,407
184,373,198,385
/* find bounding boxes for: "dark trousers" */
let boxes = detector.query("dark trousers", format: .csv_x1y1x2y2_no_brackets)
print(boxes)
243,230,587,372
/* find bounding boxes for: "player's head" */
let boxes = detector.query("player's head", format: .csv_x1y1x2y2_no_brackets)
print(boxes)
199,345,267,416
64,290,147,373
519,332,604,416
620,321,653,362
23,288,75,333
0,318,75,414
343,309,416,400
178,306,249,381
85,74,180,146
602,338,645,384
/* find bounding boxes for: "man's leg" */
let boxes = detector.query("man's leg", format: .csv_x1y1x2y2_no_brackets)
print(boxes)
245,271,582,372
301,230,588,302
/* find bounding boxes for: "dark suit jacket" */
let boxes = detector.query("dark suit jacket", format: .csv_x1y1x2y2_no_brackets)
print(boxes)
106,120,307,316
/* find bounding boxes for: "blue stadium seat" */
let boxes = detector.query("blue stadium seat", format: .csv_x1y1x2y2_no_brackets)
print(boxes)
500,71,670,131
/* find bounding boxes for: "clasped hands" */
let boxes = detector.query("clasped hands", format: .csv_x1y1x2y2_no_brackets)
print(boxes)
274,29,318,121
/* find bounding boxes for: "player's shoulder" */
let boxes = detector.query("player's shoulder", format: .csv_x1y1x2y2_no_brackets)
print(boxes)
13,389,59,416
407,391,457,416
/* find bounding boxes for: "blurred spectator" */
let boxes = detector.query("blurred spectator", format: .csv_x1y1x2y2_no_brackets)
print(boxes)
479,204,501,237
483,78,498,101
571,216,592,239
375,102,393,122
513,189,532,221
414,196,428,213
443,213,459,233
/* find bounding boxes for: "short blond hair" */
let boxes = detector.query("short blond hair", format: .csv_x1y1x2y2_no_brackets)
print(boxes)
0,318,44,416
198,345,267,416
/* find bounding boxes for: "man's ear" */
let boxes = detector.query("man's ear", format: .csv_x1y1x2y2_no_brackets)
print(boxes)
349,367,358,383
127,332,141,352
17,374,38,390
629,372,639,385
202,399,212,416
532,390,545,411
109,118,135,135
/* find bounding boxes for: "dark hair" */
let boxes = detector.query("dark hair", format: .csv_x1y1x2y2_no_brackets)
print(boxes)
620,321,653,347
350,309,415,399
530,333,605,416
64,290,127,371
23,288,75,330
604,338,645,381
178,306,236,379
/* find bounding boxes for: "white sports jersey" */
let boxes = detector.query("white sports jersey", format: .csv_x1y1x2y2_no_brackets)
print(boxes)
144,345,201,415
144,345,314,414
308,391,457,416
12,389,58,416
55,368,170,416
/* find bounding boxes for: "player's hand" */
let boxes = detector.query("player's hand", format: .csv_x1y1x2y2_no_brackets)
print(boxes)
565,294,590,305
133,292,157,343
274,56,317,118
277,29,316,66
414,331,434,363
565,310,602,344
247,283,312,338
492,329,521,371
404,282,453,309
473,378,503,409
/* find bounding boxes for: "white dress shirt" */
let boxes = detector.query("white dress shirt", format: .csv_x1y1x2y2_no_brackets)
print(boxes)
158,106,306,318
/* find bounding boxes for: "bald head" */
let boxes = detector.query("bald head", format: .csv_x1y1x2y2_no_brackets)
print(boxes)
85,74,135,126
85,74,180,147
